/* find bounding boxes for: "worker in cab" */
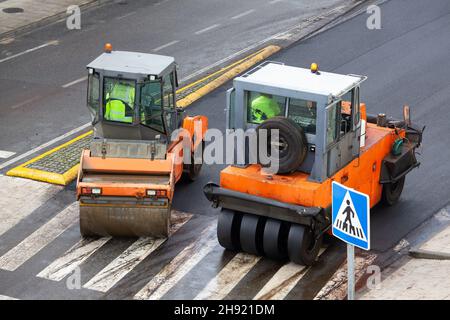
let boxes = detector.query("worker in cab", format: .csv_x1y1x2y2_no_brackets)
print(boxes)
104,81,135,123
250,93,281,123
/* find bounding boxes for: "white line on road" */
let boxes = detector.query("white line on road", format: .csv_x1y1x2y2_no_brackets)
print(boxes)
83,238,166,292
0,176,62,237
194,253,261,300
0,122,91,170
37,237,111,281
116,11,137,20
62,76,88,88
153,40,180,52
83,212,192,292
10,95,42,110
181,5,344,83
134,224,217,300
0,40,59,64
0,202,78,271
0,150,16,159
254,248,326,300
194,24,220,35
155,0,170,6
269,0,284,4
0,295,18,300
231,9,255,20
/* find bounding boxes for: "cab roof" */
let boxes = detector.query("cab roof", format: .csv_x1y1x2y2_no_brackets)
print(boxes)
239,63,365,97
87,51,175,77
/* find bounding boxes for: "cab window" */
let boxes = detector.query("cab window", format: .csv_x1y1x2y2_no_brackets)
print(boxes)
326,102,339,146
103,77,136,124
140,81,164,132
163,73,177,132
246,91,286,124
288,98,317,134
339,88,361,135
87,72,100,121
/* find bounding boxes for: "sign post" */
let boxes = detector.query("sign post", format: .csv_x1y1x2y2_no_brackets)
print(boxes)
331,181,370,300
347,244,355,300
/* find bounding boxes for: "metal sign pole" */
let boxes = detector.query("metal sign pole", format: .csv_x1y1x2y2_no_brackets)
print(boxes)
347,244,355,300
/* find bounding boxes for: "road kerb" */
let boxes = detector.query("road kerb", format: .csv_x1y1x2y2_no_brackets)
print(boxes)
177,45,280,108
6,131,93,185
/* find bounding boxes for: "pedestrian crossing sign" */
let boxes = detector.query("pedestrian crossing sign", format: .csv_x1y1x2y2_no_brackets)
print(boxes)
332,181,370,250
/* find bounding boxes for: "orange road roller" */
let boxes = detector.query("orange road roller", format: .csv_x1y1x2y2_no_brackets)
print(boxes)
76,46,207,237
204,62,423,265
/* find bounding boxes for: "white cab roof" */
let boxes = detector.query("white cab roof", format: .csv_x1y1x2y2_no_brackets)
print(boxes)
242,63,364,97
87,51,175,77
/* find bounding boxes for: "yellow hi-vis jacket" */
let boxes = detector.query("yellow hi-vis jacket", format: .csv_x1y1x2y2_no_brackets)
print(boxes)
250,95,281,123
104,83,135,123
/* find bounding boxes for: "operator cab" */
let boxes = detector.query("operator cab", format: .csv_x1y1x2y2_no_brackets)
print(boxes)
86,46,183,141
227,62,366,182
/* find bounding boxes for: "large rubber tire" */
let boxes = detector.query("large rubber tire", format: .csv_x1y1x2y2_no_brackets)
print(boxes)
287,224,322,266
257,117,308,174
217,209,242,251
263,219,289,260
239,214,266,256
382,176,405,206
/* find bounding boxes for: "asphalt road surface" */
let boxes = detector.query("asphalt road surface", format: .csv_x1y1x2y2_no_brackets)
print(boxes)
1,0,450,300
0,0,346,158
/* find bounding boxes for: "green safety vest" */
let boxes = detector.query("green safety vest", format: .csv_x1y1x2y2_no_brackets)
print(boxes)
250,95,281,123
104,84,135,123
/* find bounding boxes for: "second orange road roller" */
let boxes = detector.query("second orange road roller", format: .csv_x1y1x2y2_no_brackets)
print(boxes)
204,62,423,265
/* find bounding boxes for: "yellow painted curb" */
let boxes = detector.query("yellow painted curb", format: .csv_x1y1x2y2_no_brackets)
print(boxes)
6,130,93,185
7,45,281,185
177,45,281,108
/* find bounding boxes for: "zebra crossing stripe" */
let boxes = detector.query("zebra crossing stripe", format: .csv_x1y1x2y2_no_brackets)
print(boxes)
194,253,261,300
0,295,18,300
134,224,217,300
37,237,111,281
0,175,62,237
0,202,78,271
253,262,307,300
83,212,192,293
253,248,326,300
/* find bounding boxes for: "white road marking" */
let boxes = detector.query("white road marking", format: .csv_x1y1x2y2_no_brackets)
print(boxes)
62,76,88,88
0,150,16,159
0,202,78,271
155,0,169,6
0,40,59,64
181,5,344,83
0,176,62,237
9,95,42,110
269,0,283,4
0,122,91,170
153,40,180,52
83,213,192,292
134,224,217,300
116,11,136,20
83,238,167,292
231,9,255,20
194,24,220,35
37,237,110,281
0,295,18,300
194,253,261,300
254,248,326,300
